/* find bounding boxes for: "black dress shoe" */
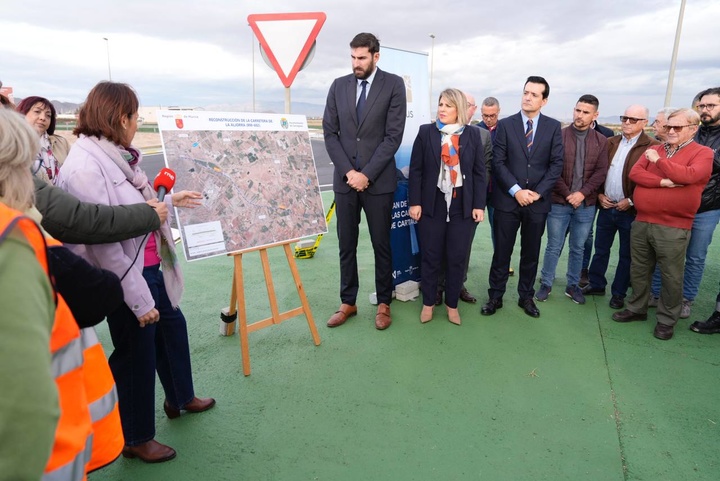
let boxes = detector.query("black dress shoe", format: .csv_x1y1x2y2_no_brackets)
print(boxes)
518,298,540,318
609,295,624,309
481,298,503,316
581,285,606,296
612,309,647,323
435,289,443,306
459,287,477,304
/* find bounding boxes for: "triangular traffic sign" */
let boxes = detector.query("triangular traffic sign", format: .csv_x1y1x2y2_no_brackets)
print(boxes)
248,12,327,88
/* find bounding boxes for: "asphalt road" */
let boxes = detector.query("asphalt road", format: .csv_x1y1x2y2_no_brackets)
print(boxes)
142,139,334,192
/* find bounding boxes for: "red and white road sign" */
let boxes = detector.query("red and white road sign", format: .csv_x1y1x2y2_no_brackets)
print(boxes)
247,12,326,88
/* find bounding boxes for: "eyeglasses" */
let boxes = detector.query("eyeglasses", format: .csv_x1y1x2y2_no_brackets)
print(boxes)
662,124,695,133
482,113,497,119
467,103,476,108
697,104,718,111
620,116,646,124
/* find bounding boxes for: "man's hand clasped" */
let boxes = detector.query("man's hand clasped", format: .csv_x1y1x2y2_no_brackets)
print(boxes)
346,169,370,192
514,189,540,207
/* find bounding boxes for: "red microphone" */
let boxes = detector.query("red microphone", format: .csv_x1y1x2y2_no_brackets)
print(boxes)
153,168,176,202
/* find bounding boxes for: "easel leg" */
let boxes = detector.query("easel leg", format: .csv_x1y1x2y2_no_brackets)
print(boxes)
233,254,252,376
259,248,281,324
284,244,321,345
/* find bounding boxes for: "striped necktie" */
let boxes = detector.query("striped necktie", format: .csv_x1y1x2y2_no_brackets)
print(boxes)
525,119,534,151
356,80,368,120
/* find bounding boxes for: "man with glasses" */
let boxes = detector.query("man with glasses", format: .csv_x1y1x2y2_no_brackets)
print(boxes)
582,105,659,309
650,89,720,318
684,88,720,334
612,108,712,340
477,97,515,276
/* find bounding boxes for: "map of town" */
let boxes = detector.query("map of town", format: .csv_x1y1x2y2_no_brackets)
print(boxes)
162,129,327,259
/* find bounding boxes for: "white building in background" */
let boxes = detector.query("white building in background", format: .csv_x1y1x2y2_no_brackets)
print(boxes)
139,106,203,124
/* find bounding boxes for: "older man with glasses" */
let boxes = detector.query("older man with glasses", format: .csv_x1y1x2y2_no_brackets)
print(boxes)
649,88,720,318
582,105,659,309
612,108,713,340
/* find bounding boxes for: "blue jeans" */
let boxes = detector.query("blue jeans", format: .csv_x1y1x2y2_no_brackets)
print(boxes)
587,208,635,297
581,210,598,270
650,208,720,300
540,203,596,287
107,264,195,445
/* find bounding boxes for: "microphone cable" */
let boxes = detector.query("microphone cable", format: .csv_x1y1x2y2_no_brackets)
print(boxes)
119,232,150,282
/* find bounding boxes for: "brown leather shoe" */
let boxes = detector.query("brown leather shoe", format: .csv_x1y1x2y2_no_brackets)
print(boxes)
375,303,391,330
612,309,647,323
122,439,176,463
164,396,216,419
327,303,357,327
459,287,477,304
653,322,674,340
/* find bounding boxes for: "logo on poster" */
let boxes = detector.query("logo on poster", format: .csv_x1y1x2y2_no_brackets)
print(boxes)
175,115,184,129
280,118,289,129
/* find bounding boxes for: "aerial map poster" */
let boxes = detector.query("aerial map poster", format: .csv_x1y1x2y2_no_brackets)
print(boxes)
157,111,327,261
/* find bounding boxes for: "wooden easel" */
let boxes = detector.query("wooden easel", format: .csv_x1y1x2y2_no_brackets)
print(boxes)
221,240,321,376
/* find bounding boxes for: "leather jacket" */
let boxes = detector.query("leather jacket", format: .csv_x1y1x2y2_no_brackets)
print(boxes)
696,123,720,213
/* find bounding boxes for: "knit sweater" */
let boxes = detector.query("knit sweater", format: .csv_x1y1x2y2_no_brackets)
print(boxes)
630,142,713,229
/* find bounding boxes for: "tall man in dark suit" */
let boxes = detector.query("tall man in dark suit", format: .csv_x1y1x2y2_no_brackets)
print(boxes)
481,76,564,318
322,32,407,330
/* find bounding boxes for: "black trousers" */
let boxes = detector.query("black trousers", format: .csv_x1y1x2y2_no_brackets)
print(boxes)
335,189,395,305
417,187,476,308
488,206,547,301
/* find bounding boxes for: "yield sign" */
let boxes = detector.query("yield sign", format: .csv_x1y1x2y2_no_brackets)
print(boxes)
248,12,327,88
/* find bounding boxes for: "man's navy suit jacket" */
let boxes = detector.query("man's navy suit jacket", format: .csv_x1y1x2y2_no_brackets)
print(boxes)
322,68,407,195
489,112,564,214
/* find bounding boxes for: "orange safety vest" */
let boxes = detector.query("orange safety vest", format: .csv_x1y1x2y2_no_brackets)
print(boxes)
0,205,91,481
79,327,123,471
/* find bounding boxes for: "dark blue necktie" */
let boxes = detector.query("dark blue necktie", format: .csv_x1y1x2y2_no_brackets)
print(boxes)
356,80,368,120
525,119,534,152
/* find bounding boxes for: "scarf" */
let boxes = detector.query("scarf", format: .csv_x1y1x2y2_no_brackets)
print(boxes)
85,135,184,308
436,120,464,221
32,133,60,185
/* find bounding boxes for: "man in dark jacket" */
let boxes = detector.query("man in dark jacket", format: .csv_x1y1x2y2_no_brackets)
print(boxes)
582,105,660,309
536,95,608,304
686,88,720,334
34,176,163,244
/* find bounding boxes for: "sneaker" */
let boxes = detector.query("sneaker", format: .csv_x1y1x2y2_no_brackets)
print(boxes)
689,311,720,334
565,285,586,305
579,268,589,288
680,299,692,319
535,284,552,302
648,296,659,308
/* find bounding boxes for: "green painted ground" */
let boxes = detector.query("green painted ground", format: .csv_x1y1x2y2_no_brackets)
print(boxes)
90,192,720,481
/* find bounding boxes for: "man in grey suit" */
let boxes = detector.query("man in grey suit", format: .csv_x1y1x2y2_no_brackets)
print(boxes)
322,32,407,330
480,76,564,318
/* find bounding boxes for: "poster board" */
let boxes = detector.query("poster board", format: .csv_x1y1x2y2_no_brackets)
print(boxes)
157,111,327,261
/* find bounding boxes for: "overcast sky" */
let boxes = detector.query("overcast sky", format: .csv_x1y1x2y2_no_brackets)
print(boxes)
2,0,718,119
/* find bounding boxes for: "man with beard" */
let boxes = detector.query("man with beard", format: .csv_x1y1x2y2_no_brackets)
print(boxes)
535,95,608,305
322,32,407,330
682,88,720,334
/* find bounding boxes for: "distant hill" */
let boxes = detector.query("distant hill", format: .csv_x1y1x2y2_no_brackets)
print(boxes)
14,97,80,114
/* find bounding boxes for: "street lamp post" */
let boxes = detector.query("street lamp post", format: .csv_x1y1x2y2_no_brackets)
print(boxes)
664,0,687,107
103,37,112,81
429,34,435,115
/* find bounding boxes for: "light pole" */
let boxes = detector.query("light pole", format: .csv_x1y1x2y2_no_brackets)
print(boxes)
429,34,435,115
103,37,112,81
248,24,256,113
664,0,687,107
